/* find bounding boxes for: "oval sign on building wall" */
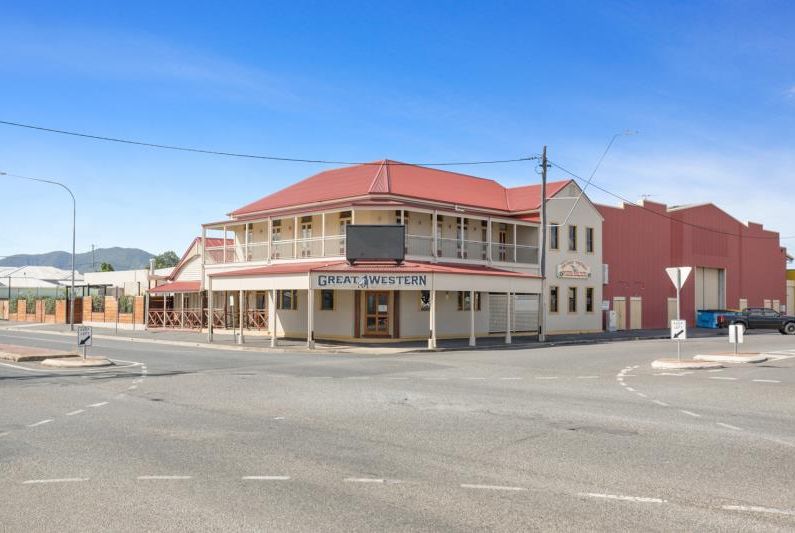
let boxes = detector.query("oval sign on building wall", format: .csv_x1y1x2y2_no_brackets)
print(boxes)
557,260,591,279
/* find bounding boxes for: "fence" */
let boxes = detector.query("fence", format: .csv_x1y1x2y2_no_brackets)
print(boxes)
1,297,83,324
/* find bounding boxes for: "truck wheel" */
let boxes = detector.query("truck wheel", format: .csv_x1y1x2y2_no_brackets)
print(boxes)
784,322,795,335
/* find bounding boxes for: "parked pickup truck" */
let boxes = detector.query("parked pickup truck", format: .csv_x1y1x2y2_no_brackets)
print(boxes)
717,308,795,335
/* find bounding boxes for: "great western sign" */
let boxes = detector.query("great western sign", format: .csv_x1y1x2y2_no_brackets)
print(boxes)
314,273,428,290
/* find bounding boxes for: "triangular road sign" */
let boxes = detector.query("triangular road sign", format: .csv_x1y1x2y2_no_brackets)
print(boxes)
665,267,692,289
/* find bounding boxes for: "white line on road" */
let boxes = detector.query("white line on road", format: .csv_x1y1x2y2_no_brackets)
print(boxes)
344,478,398,484
535,377,559,380
242,476,291,481
128,385,137,390
652,400,669,407
500,377,523,380
709,377,738,381
346,376,370,380
22,478,88,484
636,393,648,398
137,475,193,480
273,416,286,420
579,492,667,503
721,505,795,516
65,409,85,416
620,382,627,387
752,379,781,383
88,402,108,408
626,387,636,392
0,431,9,437
27,419,53,427
577,376,599,379
385,377,409,380
424,377,449,380
716,422,742,431
680,410,701,418
463,377,487,380
461,484,528,491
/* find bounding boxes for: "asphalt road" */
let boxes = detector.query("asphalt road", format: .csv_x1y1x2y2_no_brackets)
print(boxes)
1,327,793,532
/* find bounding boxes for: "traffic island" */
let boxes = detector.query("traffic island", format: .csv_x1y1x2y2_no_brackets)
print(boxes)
0,343,75,362
693,353,767,364
40,356,114,368
651,359,724,370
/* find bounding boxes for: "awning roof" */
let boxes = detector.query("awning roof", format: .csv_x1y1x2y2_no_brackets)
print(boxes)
149,281,201,294
211,260,539,279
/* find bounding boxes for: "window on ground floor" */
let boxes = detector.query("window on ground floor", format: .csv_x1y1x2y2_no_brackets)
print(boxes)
586,287,594,313
277,290,297,310
550,286,559,313
457,291,481,311
568,287,577,313
419,290,431,311
320,289,335,311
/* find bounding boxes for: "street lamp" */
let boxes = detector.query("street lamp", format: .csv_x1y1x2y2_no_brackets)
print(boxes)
0,171,77,330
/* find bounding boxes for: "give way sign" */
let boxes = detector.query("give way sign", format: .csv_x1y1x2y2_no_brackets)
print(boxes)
665,267,692,289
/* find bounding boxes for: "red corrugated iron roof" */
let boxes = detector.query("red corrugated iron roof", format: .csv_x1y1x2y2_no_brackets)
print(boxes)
211,260,539,279
230,160,571,216
149,280,201,294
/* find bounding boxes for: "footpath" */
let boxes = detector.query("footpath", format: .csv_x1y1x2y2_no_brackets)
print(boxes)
0,320,730,355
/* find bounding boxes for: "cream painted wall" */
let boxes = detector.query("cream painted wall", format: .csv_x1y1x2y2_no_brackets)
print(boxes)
544,182,604,333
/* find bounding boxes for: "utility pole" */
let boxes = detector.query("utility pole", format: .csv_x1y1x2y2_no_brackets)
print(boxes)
538,146,549,342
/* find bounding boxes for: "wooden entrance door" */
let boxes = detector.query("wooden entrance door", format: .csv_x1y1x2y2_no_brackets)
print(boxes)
364,291,390,336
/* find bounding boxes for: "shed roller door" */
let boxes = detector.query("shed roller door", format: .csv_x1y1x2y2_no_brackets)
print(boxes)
489,294,538,333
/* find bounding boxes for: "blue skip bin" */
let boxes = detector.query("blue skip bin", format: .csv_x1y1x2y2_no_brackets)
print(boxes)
696,309,734,329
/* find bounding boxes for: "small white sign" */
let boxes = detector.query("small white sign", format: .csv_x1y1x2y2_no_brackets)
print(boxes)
670,319,687,340
601,300,610,311
666,267,693,290
728,324,744,344
77,326,92,347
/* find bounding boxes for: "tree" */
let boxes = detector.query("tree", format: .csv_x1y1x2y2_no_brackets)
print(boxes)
154,251,180,269
99,262,114,272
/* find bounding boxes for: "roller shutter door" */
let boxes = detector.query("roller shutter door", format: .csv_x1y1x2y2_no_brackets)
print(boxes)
489,294,538,333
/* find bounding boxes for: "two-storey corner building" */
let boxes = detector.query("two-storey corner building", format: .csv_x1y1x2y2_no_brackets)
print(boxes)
149,160,604,345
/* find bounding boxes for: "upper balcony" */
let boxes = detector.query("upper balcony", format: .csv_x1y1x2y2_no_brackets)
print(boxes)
204,208,539,268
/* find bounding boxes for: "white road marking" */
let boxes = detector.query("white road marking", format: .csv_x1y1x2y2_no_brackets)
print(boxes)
344,477,398,484
616,377,623,382
88,402,108,408
620,383,628,387
721,504,795,516
579,492,667,503
242,475,290,481
761,436,795,448
577,376,599,379
707,369,724,373
137,475,192,480
273,416,286,420
709,377,738,381
0,431,10,437
636,393,648,398
346,376,370,380
128,385,137,390
461,483,527,491
463,377,487,380
65,409,85,416
23,478,88,484
626,387,636,392
535,376,559,380
133,379,143,384
27,419,53,427
752,379,781,383
500,377,523,380
386,377,409,380
680,410,701,418
652,400,669,407
717,422,742,431
424,377,448,380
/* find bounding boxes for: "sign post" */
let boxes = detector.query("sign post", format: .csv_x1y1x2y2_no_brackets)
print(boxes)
665,267,692,361
670,319,687,361
728,323,744,355
76,326,92,360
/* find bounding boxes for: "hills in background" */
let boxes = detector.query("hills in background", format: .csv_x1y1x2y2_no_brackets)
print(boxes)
0,247,155,272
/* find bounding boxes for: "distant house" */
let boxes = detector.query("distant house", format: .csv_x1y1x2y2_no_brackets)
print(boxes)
0,266,85,298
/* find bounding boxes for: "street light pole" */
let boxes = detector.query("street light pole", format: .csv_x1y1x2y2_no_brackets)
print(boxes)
0,171,77,330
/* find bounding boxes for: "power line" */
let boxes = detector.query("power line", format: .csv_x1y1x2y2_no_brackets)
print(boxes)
550,160,789,242
0,119,535,167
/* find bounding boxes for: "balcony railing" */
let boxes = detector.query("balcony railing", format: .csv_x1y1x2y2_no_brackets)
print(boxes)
205,235,538,265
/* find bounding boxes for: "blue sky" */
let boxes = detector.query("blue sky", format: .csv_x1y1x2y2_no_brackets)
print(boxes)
1,0,793,259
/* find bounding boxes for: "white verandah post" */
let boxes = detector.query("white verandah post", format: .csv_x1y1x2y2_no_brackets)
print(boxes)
469,289,476,347
428,289,437,349
505,291,512,344
207,278,214,342
269,289,277,347
307,288,315,349
238,289,245,345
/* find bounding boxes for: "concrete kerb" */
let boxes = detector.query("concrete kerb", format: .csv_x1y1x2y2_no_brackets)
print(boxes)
651,359,724,370
41,356,114,368
693,353,768,364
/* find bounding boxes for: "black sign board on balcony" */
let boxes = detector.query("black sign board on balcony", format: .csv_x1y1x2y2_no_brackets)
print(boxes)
345,224,405,264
